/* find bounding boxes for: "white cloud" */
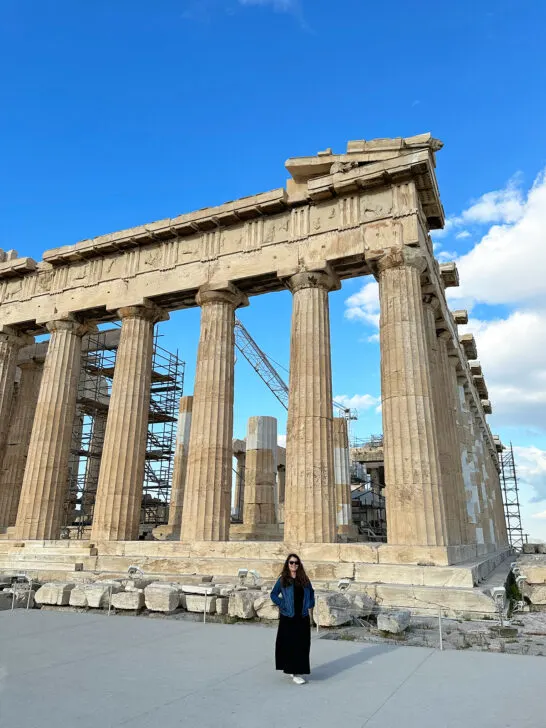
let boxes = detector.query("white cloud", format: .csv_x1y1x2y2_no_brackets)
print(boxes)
456,176,525,226
513,446,546,504
277,434,286,448
437,249,457,262
239,0,296,9
344,280,379,330
455,230,471,240
334,393,380,412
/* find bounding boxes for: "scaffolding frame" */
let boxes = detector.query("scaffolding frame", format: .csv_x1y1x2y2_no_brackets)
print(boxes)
64,326,184,535
500,442,525,552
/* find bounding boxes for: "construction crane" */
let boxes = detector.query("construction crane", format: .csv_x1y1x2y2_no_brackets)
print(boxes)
234,318,357,421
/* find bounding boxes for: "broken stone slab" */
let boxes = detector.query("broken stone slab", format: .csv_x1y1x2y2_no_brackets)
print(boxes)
254,594,279,620
111,590,145,611
144,583,180,613
525,584,546,605
35,582,75,606
228,590,259,619
85,582,123,609
69,585,88,608
347,592,375,617
185,595,217,614
122,578,153,592
216,596,229,615
377,609,411,634
214,584,236,597
181,584,219,596
313,592,352,627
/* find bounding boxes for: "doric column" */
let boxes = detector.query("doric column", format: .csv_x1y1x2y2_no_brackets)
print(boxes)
166,395,193,536
0,359,43,528
0,328,31,458
181,284,247,542
374,248,447,546
333,417,354,537
448,357,473,543
243,416,277,530
65,406,84,527
283,268,339,543
233,451,246,521
91,303,167,542
469,405,495,548
14,318,88,540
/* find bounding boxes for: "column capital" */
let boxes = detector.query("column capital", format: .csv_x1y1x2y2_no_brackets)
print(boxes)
45,317,94,338
370,246,427,278
282,266,340,294
0,326,33,349
117,300,169,323
196,283,248,309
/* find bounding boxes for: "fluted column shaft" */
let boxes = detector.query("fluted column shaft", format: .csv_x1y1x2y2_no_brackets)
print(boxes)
243,416,277,528
0,329,30,459
233,452,246,521
181,285,246,542
14,319,87,540
284,269,338,543
376,249,447,546
332,417,353,536
82,410,108,516
167,395,193,535
91,305,165,542
0,360,43,527
469,405,495,547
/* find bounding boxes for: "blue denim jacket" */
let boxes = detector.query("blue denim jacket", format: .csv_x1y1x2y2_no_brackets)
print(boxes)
270,578,315,618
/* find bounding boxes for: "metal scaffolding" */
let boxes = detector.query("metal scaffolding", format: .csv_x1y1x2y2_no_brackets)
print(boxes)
500,442,525,552
64,327,184,536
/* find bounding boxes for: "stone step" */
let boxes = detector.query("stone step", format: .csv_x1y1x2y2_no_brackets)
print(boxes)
0,559,86,573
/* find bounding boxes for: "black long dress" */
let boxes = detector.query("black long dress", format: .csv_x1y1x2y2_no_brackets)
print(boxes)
275,580,311,675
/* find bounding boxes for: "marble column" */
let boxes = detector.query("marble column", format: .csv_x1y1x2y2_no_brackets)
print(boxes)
0,328,31,458
284,268,339,543
65,406,84,527
181,284,247,542
243,416,277,529
81,410,108,518
0,359,43,528
333,417,353,537
91,303,167,542
233,452,246,521
166,395,193,537
14,318,88,540
448,357,474,544
375,248,447,546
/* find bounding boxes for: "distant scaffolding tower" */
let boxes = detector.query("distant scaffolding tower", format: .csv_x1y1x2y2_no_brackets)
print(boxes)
64,327,184,535
500,442,525,551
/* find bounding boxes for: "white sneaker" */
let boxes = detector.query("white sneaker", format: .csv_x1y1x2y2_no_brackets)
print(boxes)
292,675,306,685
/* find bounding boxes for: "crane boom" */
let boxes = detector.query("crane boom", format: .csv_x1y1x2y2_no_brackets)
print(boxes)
234,318,357,420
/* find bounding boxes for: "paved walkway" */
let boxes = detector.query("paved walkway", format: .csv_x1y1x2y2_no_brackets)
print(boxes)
1,610,545,728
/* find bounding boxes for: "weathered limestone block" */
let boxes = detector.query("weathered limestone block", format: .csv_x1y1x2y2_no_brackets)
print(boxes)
181,584,219,596
347,592,374,617
185,595,217,614
215,583,236,597
123,578,153,592
69,585,88,607
216,596,229,615
111,590,145,611
228,590,258,619
35,582,75,606
313,592,352,627
525,585,546,605
144,583,180,612
254,593,279,620
377,609,411,633
85,582,122,609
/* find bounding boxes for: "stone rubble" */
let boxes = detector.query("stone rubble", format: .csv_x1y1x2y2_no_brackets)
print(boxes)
377,609,411,634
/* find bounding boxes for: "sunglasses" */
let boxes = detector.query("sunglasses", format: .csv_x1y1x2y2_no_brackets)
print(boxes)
288,560,299,566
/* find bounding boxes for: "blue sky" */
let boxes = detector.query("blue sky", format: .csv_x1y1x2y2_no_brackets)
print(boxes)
2,0,546,537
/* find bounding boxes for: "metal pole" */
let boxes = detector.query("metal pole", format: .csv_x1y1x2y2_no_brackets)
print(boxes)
11,588,15,611
203,592,208,624
108,585,113,616
438,609,443,651
26,580,33,610
315,596,319,635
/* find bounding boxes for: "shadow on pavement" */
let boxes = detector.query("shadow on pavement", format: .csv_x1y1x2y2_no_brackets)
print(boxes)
311,643,397,681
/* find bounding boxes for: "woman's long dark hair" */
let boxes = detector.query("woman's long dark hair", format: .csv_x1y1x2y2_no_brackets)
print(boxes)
280,553,311,588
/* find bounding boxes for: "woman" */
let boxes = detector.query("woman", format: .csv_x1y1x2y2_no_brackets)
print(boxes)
270,553,315,685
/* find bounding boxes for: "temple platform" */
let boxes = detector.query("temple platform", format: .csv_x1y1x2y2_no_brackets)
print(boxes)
0,539,513,617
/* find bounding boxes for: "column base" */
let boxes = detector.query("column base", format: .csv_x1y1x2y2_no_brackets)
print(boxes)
152,524,181,541
229,523,283,541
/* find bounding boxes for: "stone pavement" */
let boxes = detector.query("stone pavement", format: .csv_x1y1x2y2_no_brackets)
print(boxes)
1,610,545,728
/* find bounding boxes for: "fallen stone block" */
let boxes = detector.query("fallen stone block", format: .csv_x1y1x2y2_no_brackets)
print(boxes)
123,578,152,592
35,582,75,606
85,582,123,609
144,583,180,613
228,590,258,619
526,584,546,605
216,596,229,615
111,590,145,611
254,594,279,620
69,585,88,608
185,595,217,614
215,584,236,597
347,592,374,617
377,609,411,634
181,584,219,596
313,592,352,627
523,544,539,554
